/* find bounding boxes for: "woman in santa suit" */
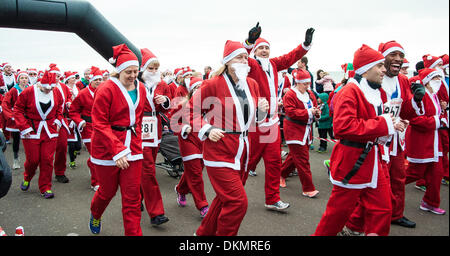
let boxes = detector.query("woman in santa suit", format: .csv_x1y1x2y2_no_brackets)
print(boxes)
88,44,146,236
138,48,171,226
171,76,209,218
13,70,63,199
2,71,30,170
404,68,446,215
280,69,320,198
68,67,103,190
313,45,406,236
192,40,269,236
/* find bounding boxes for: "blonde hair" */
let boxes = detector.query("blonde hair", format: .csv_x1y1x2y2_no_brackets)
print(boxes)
211,65,227,78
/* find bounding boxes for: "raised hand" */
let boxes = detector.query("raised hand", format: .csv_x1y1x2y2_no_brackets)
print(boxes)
247,22,261,44
304,28,315,46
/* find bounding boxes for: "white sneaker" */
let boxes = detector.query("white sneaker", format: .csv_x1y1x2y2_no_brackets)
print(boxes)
281,151,288,159
265,200,290,211
13,158,20,169
249,170,257,177
90,185,100,192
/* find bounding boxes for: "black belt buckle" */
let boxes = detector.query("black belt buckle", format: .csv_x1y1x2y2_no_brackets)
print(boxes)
242,130,249,137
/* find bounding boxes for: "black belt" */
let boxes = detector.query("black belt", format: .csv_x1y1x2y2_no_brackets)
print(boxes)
81,115,92,123
143,111,157,117
285,116,308,126
111,124,137,136
341,140,377,185
225,130,249,137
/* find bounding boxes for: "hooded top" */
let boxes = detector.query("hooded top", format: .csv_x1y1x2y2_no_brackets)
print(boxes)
317,93,332,129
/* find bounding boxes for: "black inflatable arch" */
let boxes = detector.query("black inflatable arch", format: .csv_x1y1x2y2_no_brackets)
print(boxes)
0,0,142,65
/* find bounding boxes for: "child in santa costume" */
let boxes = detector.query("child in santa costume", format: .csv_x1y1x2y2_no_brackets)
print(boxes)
313,44,407,236
193,40,269,236
138,48,171,226
172,76,209,218
49,64,73,184
279,69,320,198
242,23,315,211
2,71,30,170
13,70,64,199
89,44,146,236
68,67,103,190
404,68,446,215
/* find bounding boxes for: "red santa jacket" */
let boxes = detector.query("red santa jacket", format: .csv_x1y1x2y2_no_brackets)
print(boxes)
329,78,395,188
405,90,443,163
190,74,261,171
142,80,171,148
283,88,317,146
2,86,27,132
90,77,146,166
13,85,64,139
68,85,96,143
246,42,310,128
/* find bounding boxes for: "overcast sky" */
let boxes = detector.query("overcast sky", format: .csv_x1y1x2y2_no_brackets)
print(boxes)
0,0,448,78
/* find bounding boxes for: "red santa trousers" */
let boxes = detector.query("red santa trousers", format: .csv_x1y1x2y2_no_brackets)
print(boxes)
313,166,392,236
176,158,209,210
53,126,68,176
388,148,407,221
247,124,281,205
22,132,57,193
196,148,248,236
405,160,443,208
439,129,449,180
141,146,165,218
280,144,316,192
84,142,98,187
90,160,142,236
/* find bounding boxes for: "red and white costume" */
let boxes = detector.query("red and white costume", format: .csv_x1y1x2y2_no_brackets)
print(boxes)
314,45,396,236
89,44,145,236
244,37,311,205
13,71,63,194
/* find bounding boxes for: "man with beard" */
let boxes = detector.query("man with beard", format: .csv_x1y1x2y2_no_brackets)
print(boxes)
0,63,16,94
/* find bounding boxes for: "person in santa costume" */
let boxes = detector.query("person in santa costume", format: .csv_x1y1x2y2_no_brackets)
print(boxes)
279,69,320,197
404,68,447,215
193,40,269,236
13,70,64,199
27,69,39,85
400,58,410,77
242,23,315,211
344,41,419,233
439,54,449,184
0,63,16,94
2,71,30,169
68,67,103,191
171,76,209,218
76,68,91,91
49,64,73,184
313,44,408,236
64,71,81,169
88,44,146,236
138,48,171,226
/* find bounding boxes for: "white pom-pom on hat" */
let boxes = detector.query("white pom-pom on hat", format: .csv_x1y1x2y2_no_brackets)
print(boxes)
109,57,116,64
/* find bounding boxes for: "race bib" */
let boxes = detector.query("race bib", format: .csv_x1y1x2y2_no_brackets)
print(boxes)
384,98,403,119
142,116,157,140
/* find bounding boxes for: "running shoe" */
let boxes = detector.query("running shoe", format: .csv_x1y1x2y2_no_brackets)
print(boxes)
56,175,69,183
441,179,449,186
41,190,54,199
265,200,290,211
151,215,169,226
414,185,426,192
175,185,187,207
323,159,331,177
89,214,101,234
20,181,30,191
13,158,20,170
249,170,257,177
337,226,364,236
420,201,446,215
69,161,77,169
200,206,209,218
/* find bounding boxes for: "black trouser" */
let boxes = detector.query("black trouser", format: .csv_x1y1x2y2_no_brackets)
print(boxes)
68,130,82,162
12,131,20,159
318,128,334,150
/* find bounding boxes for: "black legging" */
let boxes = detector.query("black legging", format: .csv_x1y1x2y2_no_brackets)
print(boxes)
12,131,20,159
68,130,82,162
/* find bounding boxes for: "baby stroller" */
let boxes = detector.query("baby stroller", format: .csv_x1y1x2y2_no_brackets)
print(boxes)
155,113,184,178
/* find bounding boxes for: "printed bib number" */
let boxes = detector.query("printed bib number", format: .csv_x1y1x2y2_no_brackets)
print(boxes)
142,116,157,140
384,98,403,118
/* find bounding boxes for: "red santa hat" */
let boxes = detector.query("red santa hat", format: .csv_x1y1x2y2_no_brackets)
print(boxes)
294,68,311,84
422,54,443,69
27,68,38,75
222,40,247,64
348,70,356,78
48,63,61,75
38,70,44,78
140,48,158,72
89,66,103,83
40,70,57,88
440,54,449,69
353,44,385,75
402,58,410,68
63,71,77,83
188,77,203,91
2,63,11,68
102,70,110,76
174,68,183,77
378,40,405,57
108,44,139,73
16,71,29,80
252,38,270,54
419,68,441,85
182,66,193,77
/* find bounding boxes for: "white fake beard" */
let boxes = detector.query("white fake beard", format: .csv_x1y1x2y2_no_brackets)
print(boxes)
231,63,250,90
429,80,441,94
256,57,270,73
143,70,160,88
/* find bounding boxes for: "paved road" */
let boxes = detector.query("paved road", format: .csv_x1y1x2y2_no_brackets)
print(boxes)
0,133,448,236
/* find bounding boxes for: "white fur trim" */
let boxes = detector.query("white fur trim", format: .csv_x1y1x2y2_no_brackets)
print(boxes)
116,60,139,73
355,59,385,75
382,47,405,57
381,113,395,135
222,48,247,64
